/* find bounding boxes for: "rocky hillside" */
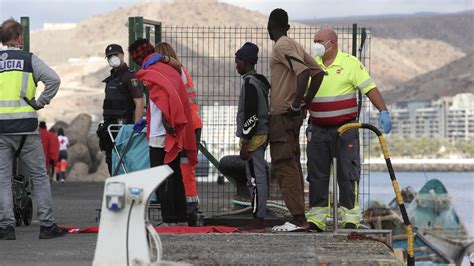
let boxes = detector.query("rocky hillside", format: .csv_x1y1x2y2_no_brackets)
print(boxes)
30,0,466,123
384,53,474,103
300,11,474,53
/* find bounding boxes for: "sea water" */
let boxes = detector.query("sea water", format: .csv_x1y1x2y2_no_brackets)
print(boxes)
366,172,474,265
365,172,474,234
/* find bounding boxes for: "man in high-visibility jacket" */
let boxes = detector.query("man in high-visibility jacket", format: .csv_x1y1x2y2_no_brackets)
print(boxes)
0,18,67,240
305,28,392,232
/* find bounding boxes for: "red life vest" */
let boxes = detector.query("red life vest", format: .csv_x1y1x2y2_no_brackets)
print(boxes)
181,67,203,129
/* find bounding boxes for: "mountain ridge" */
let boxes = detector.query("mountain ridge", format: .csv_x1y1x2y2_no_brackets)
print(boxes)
27,0,468,122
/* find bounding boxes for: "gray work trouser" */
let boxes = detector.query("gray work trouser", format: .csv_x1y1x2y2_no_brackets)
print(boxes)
306,124,361,209
245,145,268,219
0,134,55,228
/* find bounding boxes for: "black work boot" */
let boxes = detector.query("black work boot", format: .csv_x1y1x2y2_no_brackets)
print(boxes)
0,226,16,240
187,202,199,226
39,223,67,239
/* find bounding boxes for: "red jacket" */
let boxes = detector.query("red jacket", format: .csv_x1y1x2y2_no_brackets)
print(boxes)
48,131,60,163
136,54,197,166
39,128,49,162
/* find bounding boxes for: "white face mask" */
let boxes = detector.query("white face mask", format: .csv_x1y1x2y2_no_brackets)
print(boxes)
108,55,122,68
312,41,331,57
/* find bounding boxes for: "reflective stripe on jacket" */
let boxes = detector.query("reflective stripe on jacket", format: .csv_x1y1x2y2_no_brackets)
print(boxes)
182,67,203,129
308,51,376,126
0,50,38,133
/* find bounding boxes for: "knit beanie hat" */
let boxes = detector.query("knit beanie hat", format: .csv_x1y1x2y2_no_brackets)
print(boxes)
235,42,259,64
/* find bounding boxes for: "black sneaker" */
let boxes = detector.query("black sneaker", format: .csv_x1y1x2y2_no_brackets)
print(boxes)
344,222,357,229
39,223,67,239
0,226,16,240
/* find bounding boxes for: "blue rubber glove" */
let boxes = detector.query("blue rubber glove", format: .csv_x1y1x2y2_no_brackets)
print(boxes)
142,53,164,69
378,111,392,134
133,119,147,133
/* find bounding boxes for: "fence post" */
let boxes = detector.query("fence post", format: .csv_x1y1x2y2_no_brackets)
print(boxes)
155,23,162,45
128,16,144,70
145,26,151,42
20,17,30,52
352,23,358,57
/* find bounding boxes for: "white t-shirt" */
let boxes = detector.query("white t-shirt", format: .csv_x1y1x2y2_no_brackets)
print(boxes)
58,135,69,151
148,101,166,148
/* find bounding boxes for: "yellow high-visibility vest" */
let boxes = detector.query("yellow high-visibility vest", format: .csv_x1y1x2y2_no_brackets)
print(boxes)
308,51,376,126
0,50,38,133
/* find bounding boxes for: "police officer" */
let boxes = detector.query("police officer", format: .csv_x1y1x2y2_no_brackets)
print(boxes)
0,18,67,240
97,44,145,175
305,28,392,232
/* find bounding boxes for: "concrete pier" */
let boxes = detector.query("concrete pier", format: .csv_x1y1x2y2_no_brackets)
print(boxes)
0,182,402,265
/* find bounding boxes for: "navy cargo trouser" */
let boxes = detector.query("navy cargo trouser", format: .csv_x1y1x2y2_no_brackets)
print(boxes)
306,123,361,227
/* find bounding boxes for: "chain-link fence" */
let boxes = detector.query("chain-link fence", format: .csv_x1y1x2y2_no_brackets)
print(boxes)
130,20,373,219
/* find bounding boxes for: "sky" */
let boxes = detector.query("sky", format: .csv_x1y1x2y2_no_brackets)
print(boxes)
1,0,472,29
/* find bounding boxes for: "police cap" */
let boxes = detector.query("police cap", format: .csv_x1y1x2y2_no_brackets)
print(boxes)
105,44,124,58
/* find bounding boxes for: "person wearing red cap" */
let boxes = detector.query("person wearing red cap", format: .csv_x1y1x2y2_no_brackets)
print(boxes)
129,38,197,225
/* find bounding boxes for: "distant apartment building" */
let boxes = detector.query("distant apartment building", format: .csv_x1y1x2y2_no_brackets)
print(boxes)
369,93,474,140
201,104,239,157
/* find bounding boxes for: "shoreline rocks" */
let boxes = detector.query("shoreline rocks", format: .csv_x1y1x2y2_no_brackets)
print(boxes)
54,113,110,181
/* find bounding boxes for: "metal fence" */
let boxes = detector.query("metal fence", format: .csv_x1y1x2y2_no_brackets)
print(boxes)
130,20,373,218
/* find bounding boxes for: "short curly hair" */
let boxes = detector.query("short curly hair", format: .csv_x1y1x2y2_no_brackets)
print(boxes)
268,8,288,28
128,38,155,65
0,18,23,44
